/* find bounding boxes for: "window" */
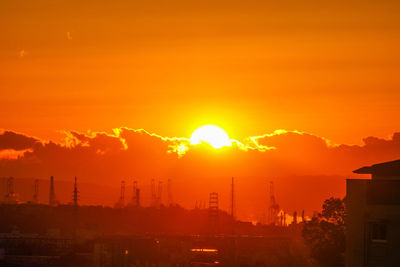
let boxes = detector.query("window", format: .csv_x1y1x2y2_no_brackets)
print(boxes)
371,223,387,242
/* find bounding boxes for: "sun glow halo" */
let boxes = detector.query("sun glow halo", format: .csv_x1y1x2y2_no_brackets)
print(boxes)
190,125,231,149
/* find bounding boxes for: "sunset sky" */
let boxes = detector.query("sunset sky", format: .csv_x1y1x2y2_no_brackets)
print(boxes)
1,1,400,221
2,0,400,144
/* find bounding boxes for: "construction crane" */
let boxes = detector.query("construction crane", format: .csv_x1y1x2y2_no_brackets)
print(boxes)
114,180,125,208
131,180,140,207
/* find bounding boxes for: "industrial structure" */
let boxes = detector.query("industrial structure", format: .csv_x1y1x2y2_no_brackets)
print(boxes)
32,179,39,204
151,179,156,207
151,179,163,208
130,180,140,207
49,176,57,206
114,180,125,208
4,177,18,204
231,177,235,219
208,192,219,233
267,181,280,225
157,181,163,207
73,176,79,207
167,179,173,206
346,159,400,267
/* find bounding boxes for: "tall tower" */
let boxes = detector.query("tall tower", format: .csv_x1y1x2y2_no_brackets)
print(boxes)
167,179,173,206
32,179,39,204
49,176,57,206
268,181,280,225
208,192,219,234
73,176,79,207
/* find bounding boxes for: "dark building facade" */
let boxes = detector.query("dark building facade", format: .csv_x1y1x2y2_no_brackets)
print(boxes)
346,160,400,267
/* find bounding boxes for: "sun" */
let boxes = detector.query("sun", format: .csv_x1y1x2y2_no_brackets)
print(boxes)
190,125,232,149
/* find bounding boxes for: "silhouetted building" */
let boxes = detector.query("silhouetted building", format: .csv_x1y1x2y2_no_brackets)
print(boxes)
346,160,400,267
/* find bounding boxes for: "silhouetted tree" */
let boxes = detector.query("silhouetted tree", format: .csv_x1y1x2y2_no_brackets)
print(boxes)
302,197,345,267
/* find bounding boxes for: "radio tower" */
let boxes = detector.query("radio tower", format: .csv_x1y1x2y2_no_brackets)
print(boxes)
268,181,280,225
73,176,79,207
32,179,39,204
167,179,173,206
49,176,57,206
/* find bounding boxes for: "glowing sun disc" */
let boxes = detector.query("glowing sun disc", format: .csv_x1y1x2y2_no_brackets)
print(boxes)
190,125,231,149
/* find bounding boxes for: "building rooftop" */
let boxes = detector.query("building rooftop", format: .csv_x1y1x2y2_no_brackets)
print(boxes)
353,159,400,175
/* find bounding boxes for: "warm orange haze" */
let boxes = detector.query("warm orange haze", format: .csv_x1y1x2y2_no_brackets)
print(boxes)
1,125,400,221
1,0,400,266
1,0,400,221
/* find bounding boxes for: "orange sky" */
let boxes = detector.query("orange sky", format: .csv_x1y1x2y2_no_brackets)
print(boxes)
1,0,400,145
2,1,400,221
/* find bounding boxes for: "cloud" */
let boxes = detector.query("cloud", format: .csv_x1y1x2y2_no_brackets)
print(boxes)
1,128,400,221
0,130,38,151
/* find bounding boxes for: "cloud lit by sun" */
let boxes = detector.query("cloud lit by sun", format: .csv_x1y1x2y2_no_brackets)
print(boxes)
190,125,232,149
